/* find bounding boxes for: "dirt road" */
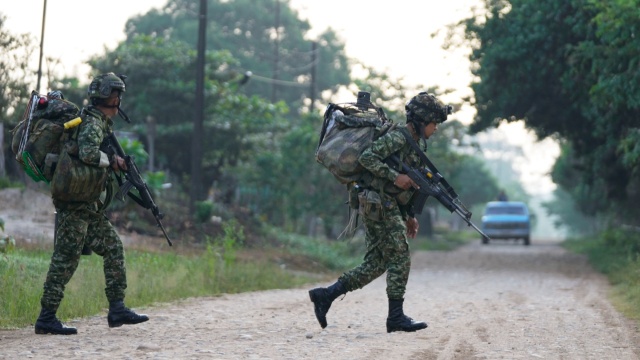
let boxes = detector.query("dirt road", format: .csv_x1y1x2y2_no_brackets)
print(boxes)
1,230,639,359
1,189,639,359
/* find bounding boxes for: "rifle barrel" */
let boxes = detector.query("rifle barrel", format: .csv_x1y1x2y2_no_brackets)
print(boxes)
455,208,491,240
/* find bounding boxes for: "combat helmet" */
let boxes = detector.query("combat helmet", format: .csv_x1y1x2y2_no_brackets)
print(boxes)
405,92,452,125
88,72,126,105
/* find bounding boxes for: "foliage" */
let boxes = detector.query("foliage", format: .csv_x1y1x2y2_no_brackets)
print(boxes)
0,14,33,125
449,0,640,226
195,200,215,223
124,0,351,112
426,120,500,208
542,187,600,236
0,245,313,329
0,14,34,178
0,235,15,254
265,225,362,271
89,35,289,201
0,217,15,254
120,137,149,166
563,229,640,321
0,176,24,190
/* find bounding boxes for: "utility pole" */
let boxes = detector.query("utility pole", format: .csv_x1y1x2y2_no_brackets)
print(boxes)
146,116,156,172
190,0,207,213
271,0,280,103
36,0,48,92
309,41,317,113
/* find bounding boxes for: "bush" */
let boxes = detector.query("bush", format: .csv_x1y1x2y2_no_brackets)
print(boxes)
0,177,24,190
602,228,640,255
195,201,215,223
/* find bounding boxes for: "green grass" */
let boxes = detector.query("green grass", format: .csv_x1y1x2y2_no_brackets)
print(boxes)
0,247,313,329
0,177,24,190
0,219,471,330
264,226,364,271
563,229,640,322
412,228,477,251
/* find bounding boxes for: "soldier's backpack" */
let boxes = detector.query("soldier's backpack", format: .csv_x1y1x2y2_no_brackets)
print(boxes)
11,91,81,183
315,91,396,185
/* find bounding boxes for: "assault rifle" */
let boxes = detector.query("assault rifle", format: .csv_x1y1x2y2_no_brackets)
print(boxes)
387,154,490,240
106,130,172,246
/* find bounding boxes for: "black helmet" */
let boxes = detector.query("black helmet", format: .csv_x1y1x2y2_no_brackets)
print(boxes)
405,92,452,124
88,72,126,101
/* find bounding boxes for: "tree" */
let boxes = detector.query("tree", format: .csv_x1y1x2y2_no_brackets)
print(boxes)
450,0,640,225
0,14,35,178
124,0,351,113
88,35,289,200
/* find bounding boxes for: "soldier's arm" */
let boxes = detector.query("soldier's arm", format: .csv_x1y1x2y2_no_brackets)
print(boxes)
77,118,110,167
358,130,406,183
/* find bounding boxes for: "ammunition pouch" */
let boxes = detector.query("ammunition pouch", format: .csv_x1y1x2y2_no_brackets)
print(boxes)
358,189,386,222
50,148,108,203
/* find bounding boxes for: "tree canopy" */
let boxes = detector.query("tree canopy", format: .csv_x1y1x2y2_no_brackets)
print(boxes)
1,2,502,237
124,0,351,112
453,0,640,225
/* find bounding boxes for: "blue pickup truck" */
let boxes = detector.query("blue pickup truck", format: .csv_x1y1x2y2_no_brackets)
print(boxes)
481,201,531,246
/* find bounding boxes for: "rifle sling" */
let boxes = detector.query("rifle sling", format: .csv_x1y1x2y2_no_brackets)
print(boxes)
398,127,459,199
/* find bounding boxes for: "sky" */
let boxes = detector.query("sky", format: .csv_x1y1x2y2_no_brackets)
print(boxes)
2,0,560,196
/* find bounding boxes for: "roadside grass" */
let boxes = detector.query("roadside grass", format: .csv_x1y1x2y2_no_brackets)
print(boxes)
0,219,470,329
0,221,364,329
412,227,478,251
563,229,640,322
0,246,314,329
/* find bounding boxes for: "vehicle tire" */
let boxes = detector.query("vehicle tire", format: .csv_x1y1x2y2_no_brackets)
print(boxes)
524,236,530,246
482,236,489,245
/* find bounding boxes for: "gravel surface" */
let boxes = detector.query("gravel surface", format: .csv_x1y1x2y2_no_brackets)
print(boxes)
1,189,639,359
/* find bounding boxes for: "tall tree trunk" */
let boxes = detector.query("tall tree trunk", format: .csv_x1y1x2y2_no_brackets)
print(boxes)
0,123,5,177
190,0,207,213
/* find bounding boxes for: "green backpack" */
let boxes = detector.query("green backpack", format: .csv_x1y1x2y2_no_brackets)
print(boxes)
11,91,81,183
315,92,395,185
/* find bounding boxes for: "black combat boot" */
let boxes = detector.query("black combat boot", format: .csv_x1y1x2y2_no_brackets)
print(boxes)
308,280,347,329
107,300,149,328
35,308,77,335
386,298,428,333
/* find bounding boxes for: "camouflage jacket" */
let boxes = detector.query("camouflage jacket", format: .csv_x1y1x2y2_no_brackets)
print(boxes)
51,106,113,206
358,125,426,208
75,106,113,168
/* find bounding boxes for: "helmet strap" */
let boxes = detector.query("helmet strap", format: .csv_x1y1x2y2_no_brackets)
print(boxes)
408,118,429,150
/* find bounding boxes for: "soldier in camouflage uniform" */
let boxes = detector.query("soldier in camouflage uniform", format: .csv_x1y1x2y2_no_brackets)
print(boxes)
309,92,452,333
35,73,149,335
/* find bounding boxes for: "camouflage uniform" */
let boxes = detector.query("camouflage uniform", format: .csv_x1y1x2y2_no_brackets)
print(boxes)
338,127,424,300
310,92,447,332
40,106,126,311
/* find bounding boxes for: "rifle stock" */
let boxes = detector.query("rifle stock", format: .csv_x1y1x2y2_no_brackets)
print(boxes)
107,132,172,246
388,155,491,240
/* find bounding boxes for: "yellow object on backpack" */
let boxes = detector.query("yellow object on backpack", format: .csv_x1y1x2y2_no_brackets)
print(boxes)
63,117,82,129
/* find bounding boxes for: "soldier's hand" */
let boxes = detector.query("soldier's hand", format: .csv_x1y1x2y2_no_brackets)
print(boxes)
111,155,128,171
393,174,419,190
406,217,419,238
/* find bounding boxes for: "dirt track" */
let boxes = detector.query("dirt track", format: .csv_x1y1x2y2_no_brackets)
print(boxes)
1,189,639,359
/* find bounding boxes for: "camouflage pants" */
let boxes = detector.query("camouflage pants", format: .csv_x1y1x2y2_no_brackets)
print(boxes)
339,201,411,300
40,202,126,311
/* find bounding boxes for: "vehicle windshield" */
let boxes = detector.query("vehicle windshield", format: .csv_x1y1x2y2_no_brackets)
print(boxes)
485,205,526,215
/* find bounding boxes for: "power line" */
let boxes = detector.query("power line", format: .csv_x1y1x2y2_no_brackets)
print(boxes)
249,73,309,87
281,57,319,72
